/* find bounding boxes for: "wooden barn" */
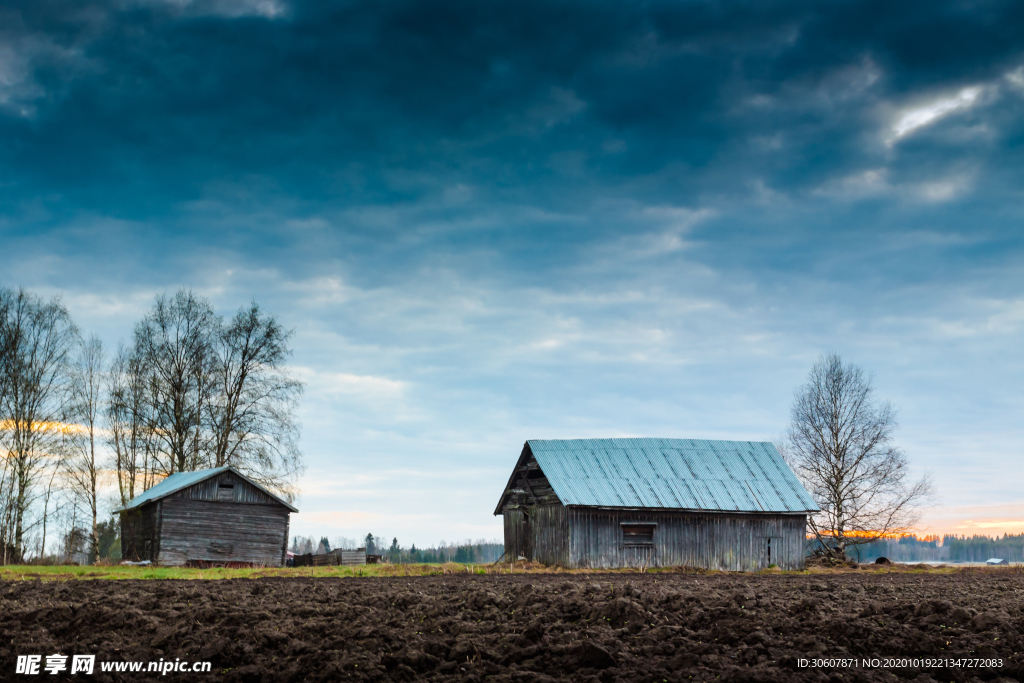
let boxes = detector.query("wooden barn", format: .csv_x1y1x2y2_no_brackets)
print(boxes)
118,466,297,567
494,438,819,571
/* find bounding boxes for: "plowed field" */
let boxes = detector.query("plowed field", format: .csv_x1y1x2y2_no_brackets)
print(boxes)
2,570,1022,682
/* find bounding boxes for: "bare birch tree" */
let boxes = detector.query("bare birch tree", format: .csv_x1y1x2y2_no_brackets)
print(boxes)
0,287,78,559
209,302,303,499
107,343,157,508
133,290,217,475
127,290,304,496
0,292,13,561
64,335,105,562
786,352,932,560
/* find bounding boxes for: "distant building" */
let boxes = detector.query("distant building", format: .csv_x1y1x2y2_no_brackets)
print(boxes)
118,466,297,567
986,558,1009,566
494,438,819,571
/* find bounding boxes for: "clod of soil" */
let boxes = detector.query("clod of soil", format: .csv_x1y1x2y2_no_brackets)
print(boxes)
875,556,893,565
1,571,1022,682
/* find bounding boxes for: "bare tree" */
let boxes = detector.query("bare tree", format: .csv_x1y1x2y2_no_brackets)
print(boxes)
209,302,304,499
0,288,79,559
786,352,932,560
133,290,218,475
108,343,158,508
38,431,69,561
0,292,13,561
64,335,105,562
127,291,304,496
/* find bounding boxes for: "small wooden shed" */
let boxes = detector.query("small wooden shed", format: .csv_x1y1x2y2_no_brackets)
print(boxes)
495,438,819,571
118,466,297,567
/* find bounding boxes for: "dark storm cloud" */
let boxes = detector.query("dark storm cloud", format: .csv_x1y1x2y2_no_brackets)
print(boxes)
2,0,1022,220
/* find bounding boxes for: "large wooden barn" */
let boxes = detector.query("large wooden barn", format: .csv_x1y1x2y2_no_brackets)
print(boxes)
118,466,297,567
494,438,818,571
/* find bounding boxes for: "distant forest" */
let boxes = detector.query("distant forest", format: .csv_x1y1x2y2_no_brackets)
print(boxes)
852,534,1024,563
290,534,505,564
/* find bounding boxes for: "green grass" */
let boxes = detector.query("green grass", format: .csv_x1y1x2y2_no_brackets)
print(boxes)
0,562,495,581
2,561,1012,581
0,561,711,581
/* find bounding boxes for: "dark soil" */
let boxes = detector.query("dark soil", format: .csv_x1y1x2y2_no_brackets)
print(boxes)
2,570,1023,682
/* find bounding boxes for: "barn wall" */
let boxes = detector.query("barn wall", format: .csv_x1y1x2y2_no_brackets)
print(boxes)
503,505,568,565
503,508,523,559
167,471,282,506
119,502,159,562
156,498,290,567
566,508,807,571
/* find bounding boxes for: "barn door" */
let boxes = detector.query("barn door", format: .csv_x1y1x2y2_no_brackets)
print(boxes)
764,536,782,568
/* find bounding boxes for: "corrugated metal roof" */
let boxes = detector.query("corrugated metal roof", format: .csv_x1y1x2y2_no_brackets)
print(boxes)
117,466,298,512
525,438,818,513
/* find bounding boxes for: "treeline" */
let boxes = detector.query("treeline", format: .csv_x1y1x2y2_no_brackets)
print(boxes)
290,534,504,564
944,534,1024,562
855,534,1024,563
0,286,303,564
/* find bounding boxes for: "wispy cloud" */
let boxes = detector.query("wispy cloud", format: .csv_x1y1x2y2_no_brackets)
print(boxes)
890,86,984,142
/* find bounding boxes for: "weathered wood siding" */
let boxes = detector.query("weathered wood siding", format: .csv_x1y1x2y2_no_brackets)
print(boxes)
507,505,805,570
501,448,569,564
119,502,159,562
503,505,569,565
167,470,280,506
157,498,289,566
566,508,807,571
120,470,293,567
503,508,523,559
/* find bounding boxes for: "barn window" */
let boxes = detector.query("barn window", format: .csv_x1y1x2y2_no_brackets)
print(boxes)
621,523,655,546
217,483,235,501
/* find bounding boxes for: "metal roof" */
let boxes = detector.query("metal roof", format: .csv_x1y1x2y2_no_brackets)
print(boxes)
117,466,298,512
516,438,818,514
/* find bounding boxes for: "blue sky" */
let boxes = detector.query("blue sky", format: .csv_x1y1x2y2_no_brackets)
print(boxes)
1,0,1022,545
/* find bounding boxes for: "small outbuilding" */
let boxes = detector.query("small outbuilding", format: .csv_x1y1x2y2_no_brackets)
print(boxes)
494,438,819,571
986,558,1008,566
118,466,297,567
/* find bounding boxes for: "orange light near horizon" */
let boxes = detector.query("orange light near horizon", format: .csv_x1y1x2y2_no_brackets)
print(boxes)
807,529,906,540
0,419,89,435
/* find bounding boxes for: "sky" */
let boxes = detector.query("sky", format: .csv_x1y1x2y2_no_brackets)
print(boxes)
1,0,1022,547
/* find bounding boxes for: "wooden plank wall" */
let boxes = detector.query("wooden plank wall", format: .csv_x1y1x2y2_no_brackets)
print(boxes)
293,549,367,567
503,505,569,565
119,503,159,562
503,508,524,559
168,471,282,506
532,505,569,565
157,498,290,567
567,508,807,571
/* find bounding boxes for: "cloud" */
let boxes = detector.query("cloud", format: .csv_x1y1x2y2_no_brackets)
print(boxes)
890,86,984,142
125,0,288,18
295,368,407,398
814,167,975,203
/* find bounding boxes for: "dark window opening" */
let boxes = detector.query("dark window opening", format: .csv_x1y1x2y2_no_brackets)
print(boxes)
621,523,655,546
217,483,235,501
